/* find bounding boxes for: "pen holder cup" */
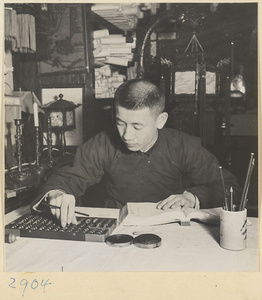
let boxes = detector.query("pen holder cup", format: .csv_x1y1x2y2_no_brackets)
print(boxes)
220,208,247,251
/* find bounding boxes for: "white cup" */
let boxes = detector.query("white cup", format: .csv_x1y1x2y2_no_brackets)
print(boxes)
220,208,247,251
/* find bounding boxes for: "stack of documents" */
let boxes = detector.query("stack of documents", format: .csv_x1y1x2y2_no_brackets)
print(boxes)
94,65,126,99
93,29,136,67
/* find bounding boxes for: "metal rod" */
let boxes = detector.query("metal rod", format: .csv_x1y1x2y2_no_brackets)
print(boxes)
35,126,40,166
14,119,22,172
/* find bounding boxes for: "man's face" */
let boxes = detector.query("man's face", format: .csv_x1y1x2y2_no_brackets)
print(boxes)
115,105,166,152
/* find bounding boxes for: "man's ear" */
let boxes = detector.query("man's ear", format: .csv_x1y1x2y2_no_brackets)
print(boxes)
157,112,168,129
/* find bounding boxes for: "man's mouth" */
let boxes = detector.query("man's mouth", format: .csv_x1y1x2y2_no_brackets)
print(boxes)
125,143,137,147
124,140,138,147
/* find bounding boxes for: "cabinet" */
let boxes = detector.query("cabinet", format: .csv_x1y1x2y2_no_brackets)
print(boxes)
166,53,219,148
136,11,220,149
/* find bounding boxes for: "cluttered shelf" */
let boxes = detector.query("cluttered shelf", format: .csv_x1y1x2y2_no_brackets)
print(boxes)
90,4,139,101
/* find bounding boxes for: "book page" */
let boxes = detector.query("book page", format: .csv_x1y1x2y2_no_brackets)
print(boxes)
121,203,223,226
127,202,163,217
184,207,221,224
121,203,186,226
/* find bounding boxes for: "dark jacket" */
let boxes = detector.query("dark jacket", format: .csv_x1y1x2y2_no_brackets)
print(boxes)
32,127,241,209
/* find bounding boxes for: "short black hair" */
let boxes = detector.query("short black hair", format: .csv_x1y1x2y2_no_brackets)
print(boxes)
114,79,165,115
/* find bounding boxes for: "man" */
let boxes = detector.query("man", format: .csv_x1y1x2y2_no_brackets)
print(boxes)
33,79,241,227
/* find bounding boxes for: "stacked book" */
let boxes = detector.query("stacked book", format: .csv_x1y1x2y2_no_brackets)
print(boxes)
94,65,126,99
93,28,136,67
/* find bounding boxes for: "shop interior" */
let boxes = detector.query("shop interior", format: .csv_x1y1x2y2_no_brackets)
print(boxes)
4,3,258,216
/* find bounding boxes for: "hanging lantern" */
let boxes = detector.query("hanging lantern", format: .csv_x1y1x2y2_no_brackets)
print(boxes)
230,41,246,99
230,74,246,98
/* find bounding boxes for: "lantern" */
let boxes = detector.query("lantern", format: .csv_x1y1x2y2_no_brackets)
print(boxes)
43,93,81,154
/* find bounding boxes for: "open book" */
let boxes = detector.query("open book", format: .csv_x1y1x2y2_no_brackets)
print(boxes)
119,202,222,226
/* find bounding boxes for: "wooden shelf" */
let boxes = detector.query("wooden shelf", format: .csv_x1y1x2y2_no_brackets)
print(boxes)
91,11,124,35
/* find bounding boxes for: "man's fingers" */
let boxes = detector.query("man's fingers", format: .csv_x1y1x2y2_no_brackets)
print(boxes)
60,199,68,228
48,193,76,227
170,201,183,209
159,197,184,210
49,198,56,216
165,199,183,210
49,197,61,219
48,191,65,218
71,215,78,225
156,195,179,209
181,203,189,212
157,194,193,211
67,195,76,225
60,194,76,227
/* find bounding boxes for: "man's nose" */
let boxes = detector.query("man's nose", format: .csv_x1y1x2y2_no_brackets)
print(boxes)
123,125,135,141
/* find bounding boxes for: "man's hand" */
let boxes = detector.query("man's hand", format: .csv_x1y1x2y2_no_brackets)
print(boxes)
47,191,78,227
156,192,196,212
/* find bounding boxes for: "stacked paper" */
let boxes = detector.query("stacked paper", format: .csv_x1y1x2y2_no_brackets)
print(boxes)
94,65,126,99
93,29,135,67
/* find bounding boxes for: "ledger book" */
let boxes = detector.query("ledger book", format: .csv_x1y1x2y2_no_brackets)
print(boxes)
119,202,221,226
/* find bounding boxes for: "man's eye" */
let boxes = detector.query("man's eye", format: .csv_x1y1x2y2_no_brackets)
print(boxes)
116,121,124,126
134,126,143,130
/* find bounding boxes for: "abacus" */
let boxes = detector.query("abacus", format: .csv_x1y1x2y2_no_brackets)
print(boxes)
5,213,117,243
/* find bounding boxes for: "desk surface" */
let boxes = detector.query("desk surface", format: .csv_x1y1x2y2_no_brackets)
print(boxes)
5,206,259,272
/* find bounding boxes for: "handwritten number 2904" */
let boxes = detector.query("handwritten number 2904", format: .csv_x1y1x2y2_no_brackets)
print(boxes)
9,277,51,297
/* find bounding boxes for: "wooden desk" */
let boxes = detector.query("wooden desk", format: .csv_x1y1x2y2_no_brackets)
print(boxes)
5,206,258,272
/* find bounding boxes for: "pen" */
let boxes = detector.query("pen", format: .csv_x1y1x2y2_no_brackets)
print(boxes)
230,187,233,211
243,198,249,211
239,154,255,211
219,166,228,210
42,202,90,217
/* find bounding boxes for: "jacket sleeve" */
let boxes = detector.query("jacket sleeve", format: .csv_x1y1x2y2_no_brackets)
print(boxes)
180,136,241,208
31,133,113,206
